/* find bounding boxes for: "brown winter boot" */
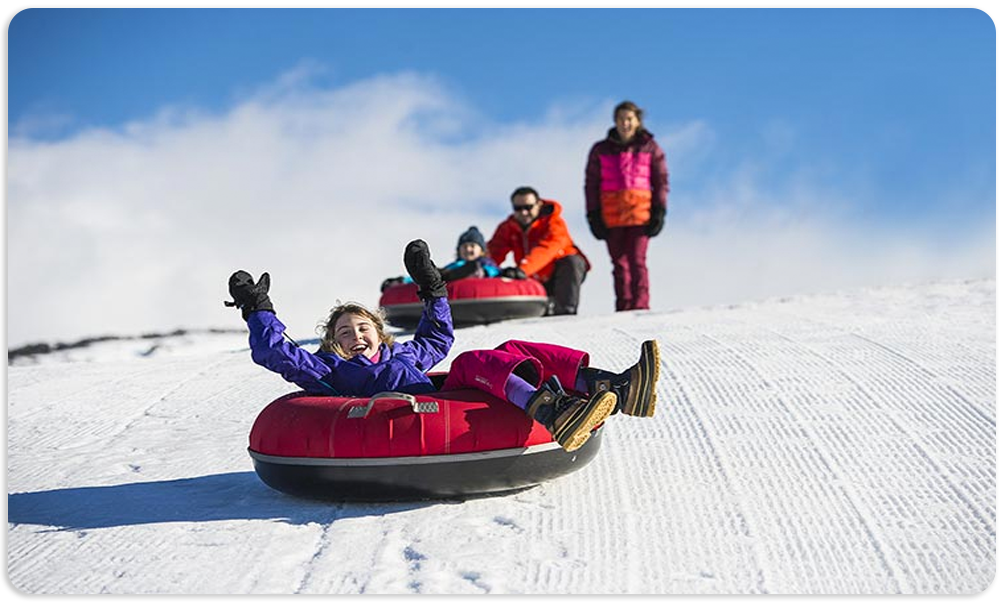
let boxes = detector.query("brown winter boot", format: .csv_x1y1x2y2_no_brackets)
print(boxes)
526,376,616,452
579,340,660,417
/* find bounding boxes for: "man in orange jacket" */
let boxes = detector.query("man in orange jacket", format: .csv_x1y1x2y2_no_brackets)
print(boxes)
487,186,590,315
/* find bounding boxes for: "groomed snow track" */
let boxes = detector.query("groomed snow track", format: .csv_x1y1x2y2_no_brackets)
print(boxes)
7,279,995,594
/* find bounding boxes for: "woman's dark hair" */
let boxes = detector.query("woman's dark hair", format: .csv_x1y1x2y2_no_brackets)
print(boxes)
510,186,540,202
613,100,645,124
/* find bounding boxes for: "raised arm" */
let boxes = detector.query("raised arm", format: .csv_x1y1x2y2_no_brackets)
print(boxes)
247,311,335,391
400,240,454,370
403,296,455,371
227,270,334,393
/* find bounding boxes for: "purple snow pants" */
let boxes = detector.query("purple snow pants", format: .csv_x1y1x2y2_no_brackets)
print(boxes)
605,225,651,311
442,339,590,402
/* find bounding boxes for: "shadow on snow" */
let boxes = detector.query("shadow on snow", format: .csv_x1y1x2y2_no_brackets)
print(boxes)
7,472,444,530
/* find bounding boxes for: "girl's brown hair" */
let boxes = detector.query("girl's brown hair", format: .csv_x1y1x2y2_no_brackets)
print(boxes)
317,302,395,358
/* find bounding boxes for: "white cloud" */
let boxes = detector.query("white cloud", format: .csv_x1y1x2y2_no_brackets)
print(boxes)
5,70,994,347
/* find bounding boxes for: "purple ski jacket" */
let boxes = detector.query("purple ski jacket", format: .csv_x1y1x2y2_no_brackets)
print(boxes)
246,297,454,396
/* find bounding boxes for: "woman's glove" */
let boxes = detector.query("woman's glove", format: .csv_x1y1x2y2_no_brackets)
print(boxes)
404,240,447,300
225,271,275,320
587,211,608,240
645,204,665,237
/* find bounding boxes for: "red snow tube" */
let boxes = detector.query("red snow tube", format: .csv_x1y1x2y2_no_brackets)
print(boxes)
379,278,549,328
248,377,604,501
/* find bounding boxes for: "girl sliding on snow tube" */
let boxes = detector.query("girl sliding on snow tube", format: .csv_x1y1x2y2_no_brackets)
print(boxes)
227,239,660,452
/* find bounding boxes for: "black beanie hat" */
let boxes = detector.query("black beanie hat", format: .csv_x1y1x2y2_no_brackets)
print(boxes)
456,226,487,253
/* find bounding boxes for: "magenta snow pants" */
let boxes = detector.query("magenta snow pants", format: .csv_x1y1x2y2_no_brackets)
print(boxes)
442,340,590,402
605,225,651,311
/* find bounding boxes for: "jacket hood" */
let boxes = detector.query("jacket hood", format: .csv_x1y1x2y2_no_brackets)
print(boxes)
509,198,560,228
540,199,560,217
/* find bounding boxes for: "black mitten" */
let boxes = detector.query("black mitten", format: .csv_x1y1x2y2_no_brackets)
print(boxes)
225,270,275,320
500,267,527,280
403,240,447,300
645,204,665,237
587,210,608,240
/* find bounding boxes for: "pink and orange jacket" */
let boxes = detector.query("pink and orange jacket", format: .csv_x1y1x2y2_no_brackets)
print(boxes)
584,128,669,228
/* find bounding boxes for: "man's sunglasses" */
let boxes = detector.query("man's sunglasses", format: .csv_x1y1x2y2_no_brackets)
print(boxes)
512,203,537,213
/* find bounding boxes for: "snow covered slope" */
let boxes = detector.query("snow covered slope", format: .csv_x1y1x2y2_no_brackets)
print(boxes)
6,279,995,594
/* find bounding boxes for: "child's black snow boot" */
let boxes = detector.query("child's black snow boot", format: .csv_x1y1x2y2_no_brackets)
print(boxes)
579,339,661,418
526,376,616,452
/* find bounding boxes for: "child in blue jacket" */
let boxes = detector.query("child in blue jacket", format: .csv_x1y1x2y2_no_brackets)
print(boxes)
228,240,659,451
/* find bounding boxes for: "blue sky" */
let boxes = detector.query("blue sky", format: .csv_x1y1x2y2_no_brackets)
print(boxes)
10,8,995,225
5,7,998,345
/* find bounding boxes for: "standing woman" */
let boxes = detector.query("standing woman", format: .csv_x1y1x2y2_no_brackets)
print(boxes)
584,100,669,311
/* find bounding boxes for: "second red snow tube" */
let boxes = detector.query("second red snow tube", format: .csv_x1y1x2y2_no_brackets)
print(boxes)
379,277,549,328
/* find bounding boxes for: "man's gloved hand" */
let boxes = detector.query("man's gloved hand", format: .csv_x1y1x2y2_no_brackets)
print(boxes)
380,276,406,292
645,204,665,237
500,266,527,280
404,239,447,300
587,210,608,240
225,270,275,320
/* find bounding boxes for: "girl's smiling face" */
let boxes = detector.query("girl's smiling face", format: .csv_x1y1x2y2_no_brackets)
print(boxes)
334,312,381,359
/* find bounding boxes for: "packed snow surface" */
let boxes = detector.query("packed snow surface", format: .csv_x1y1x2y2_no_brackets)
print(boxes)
6,279,996,594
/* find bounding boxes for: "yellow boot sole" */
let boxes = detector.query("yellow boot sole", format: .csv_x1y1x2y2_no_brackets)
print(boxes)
554,391,617,452
623,340,661,418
